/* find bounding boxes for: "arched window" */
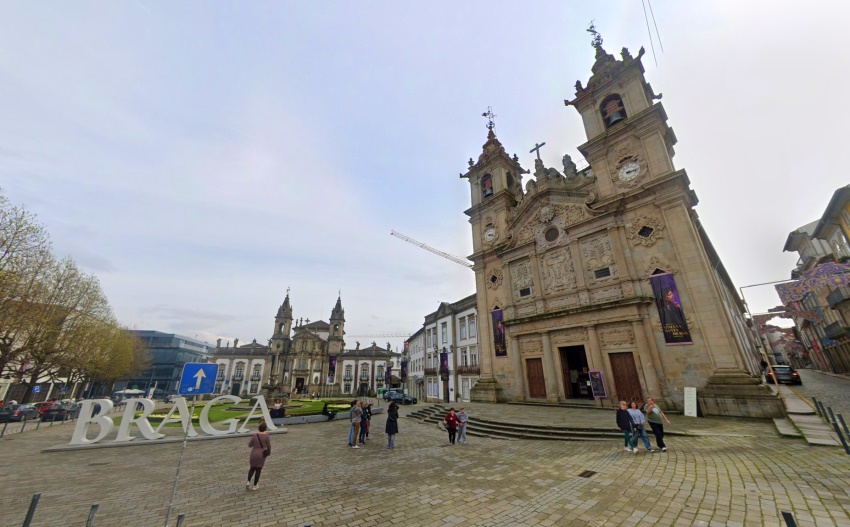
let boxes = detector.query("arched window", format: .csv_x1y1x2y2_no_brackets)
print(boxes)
600,94,627,128
481,174,493,197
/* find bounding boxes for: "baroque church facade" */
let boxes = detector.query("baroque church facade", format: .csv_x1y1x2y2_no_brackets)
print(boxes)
463,41,782,417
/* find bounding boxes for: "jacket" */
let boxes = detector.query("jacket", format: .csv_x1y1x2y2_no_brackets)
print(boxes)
616,408,635,431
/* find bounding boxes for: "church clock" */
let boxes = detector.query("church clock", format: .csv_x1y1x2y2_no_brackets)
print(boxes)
618,160,641,181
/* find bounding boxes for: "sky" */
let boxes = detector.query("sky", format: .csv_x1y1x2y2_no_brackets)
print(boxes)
1,1,845,350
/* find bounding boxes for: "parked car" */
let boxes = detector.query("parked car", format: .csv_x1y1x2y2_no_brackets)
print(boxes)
0,404,41,422
41,403,82,422
34,401,56,415
382,389,403,401
766,365,803,385
386,391,417,405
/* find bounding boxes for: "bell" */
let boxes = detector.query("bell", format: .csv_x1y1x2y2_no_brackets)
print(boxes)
607,111,624,125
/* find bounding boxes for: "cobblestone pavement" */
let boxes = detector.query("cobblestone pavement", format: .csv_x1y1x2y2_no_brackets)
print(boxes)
792,369,850,422
2,404,850,527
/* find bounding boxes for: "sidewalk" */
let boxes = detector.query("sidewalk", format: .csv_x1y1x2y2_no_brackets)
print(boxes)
770,384,842,446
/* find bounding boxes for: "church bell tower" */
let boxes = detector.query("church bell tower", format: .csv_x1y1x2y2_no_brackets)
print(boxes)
327,295,345,356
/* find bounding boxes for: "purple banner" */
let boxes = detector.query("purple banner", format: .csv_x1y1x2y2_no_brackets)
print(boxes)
385,366,392,384
400,359,408,381
492,308,507,357
439,352,449,375
327,356,337,384
649,273,693,345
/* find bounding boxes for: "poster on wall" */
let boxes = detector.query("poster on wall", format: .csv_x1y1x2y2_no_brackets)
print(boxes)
492,308,507,357
385,366,392,384
439,352,449,381
327,356,337,384
649,272,693,345
589,370,607,398
400,359,408,382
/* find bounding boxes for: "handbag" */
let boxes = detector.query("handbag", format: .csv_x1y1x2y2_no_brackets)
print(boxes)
257,434,270,457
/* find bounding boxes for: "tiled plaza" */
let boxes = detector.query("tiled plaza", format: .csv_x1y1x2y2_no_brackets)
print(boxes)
2,402,850,527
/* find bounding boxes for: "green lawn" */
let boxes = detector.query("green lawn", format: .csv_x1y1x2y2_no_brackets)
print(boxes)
143,399,352,426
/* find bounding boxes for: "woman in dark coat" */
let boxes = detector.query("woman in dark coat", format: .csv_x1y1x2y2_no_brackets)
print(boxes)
444,408,461,445
385,402,399,449
246,422,271,491
616,400,636,454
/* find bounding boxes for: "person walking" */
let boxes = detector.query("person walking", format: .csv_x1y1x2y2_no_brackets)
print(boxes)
246,422,271,491
358,402,370,444
628,401,654,453
444,408,461,445
616,401,636,453
643,396,671,452
457,408,469,445
349,400,363,448
386,401,399,449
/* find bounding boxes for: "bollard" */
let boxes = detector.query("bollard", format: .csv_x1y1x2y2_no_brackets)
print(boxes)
36,417,41,430
85,503,99,527
832,422,850,455
1,421,7,438
817,401,829,422
175,513,186,527
828,407,837,425
22,493,41,527
812,397,821,417
50,414,56,427
21,416,27,433
839,414,850,437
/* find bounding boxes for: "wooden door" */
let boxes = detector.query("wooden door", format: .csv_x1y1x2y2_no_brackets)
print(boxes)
609,353,643,403
526,358,547,399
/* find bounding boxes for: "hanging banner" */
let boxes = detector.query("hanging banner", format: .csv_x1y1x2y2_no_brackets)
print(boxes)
327,356,337,384
439,351,449,381
400,359,408,382
650,273,693,345
385,365,392,384
775,262,850,305
492,308,507,357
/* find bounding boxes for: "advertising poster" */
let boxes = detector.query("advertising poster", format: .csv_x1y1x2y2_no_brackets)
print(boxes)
492,308,507,357
649,273,693,345
385,366,392,384
400,359,408,382
327,355,337,384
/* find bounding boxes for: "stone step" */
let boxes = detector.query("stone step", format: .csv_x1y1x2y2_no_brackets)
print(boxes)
772,418,802,438
787,413,841,446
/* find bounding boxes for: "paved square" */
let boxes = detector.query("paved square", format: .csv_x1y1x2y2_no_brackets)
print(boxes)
3,404,850,526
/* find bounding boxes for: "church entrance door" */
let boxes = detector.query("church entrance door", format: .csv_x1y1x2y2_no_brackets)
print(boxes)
609,352,643,403
526,358,546,399
559,346,593,399
295,377,305,394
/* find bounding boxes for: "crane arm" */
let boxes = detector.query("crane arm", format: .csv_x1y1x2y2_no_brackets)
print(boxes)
390,230,473,268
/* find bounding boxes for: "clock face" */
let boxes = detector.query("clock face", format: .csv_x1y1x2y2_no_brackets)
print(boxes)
618,161,641,181
483,227,497,242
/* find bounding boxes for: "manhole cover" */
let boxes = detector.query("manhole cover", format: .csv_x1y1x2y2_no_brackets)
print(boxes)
577,470,596,478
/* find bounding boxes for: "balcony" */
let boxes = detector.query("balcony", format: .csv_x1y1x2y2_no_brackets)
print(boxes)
343,374,353,381
250,373,262,381
216,373,225,381
456,365,481,375
424,367,437,376
827,286,850,309
232,374,244,382
292,369,310,376
825,321,849,340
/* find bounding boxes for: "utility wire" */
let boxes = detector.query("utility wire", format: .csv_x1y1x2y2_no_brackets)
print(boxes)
647,0,664,52
641,0,658,66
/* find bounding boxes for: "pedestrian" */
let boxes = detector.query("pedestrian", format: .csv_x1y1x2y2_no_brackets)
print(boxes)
246,422,271,491
349,400,363,448
628,401,654,453
457,408,469,445
359,403,371,444
616,401,636,453
643,396,671,452
444,407,461,445
386,401,399,449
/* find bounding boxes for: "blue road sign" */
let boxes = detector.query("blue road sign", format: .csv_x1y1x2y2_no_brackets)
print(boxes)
32,385,41,393
59,387,68,393
179,363,218,396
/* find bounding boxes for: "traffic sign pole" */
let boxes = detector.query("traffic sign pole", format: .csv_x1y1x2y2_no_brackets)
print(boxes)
164,396,196,527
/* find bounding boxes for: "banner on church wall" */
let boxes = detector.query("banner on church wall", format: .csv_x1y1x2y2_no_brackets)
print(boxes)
439,352,449,379
492,308,507,357
650,273,693,345
400,360,408,382
385,366,392,384
327,356,337,384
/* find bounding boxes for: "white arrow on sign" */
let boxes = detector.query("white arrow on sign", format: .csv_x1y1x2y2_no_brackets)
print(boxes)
193,368,207,390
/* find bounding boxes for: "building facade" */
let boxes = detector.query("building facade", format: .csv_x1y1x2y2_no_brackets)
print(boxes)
461,42,778,417
406,327,426,401
119,331,215,397
338,342,400,396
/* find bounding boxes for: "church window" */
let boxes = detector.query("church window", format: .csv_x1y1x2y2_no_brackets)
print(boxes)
441,323,448,343
460,319,467,340
594,267,612,279
313,375,319,384
544,227,560,242
638,226,654,238
470,345,478,366
460,347,468,367
469,316,477,338
481,174,494,197
251,364,262,381
234,363,244,380
600,94,627,128
344,383,351,394
506,172,515,188
344,366,353,380
519,287,532,297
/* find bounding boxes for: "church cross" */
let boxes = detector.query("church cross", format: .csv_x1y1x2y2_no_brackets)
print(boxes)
530,142,547,161
481,106,496,130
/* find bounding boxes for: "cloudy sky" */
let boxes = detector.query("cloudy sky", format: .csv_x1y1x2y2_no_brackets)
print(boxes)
1,1,845,350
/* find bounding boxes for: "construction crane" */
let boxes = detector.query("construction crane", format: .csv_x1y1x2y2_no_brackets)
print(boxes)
390,230,473,269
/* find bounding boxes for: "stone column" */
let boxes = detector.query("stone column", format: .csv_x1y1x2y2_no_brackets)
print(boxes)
586,325,610,406
632,319,662,398
510,336,525,401
540,331,560,403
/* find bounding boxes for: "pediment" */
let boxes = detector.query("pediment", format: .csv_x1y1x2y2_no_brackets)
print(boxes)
506,196,591,250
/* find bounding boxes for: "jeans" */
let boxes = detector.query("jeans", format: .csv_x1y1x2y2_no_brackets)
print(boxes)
387,433,396,448
632,425,652,450
622,429,636,448
458,424,467,444
447,428,457,444
648,422,666,449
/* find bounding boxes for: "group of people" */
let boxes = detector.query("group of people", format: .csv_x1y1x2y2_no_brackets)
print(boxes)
615,396,671,453
443,407,469,445
347,399,399,449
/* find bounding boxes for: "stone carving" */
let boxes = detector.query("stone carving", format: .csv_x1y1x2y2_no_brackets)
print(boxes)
581,233,618,281
625,215,666,247
511,260,534,299
551,328,587,345
590,285,623,303
644,255,679,276
609,138,648,189
546,295,580,311
516,303,537,316
600,328,635,347
486,267,504,290
519,338,541,355
562,154,578,179
564,204,586,225
540,248,577,293
489,296,504,311
538,205,555,223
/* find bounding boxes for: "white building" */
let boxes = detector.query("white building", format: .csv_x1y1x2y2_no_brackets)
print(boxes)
338,342,400,396
406,327,426,401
